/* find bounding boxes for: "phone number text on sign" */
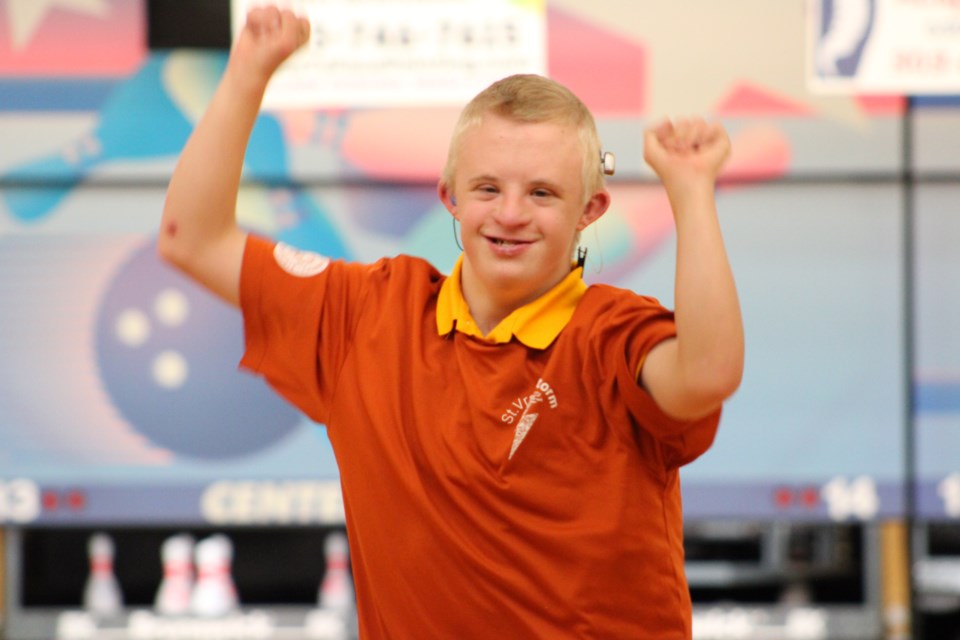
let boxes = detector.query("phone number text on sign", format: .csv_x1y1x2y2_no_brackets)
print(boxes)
233,0,547,109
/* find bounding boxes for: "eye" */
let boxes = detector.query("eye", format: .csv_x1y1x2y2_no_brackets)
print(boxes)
531,188,553,199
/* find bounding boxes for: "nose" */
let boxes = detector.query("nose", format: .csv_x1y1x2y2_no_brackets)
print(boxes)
492,191,531,227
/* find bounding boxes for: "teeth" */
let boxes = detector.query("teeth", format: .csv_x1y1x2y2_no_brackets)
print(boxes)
494,239,517,247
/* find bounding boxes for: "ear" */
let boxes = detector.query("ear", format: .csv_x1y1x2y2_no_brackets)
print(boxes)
437,181,457,218
576,189,611,231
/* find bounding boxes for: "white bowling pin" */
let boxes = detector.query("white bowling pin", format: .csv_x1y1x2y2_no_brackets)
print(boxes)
83,533,123,617
318,531,354,614
190,534,239,617
155,534,195,615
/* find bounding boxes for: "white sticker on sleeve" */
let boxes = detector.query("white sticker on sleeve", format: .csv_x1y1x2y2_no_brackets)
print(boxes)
273,242,331,278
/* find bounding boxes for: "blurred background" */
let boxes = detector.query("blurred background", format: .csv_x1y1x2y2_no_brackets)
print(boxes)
1,0,959,638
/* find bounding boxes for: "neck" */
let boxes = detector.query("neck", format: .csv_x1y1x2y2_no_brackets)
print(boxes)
462,292,512,336
459,265,564,336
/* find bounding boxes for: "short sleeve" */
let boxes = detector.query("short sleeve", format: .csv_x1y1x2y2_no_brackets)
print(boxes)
239,234,371,423
616,349,721,469
582,286,721,469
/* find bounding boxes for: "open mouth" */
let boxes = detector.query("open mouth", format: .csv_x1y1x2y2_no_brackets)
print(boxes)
489,237,531,247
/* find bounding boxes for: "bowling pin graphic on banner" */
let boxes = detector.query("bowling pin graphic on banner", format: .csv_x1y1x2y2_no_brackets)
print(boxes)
190,534,239,617
155,534,196,616
83,533,124,617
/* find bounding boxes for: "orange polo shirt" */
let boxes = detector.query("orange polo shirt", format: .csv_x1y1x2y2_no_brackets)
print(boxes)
240,235,720,639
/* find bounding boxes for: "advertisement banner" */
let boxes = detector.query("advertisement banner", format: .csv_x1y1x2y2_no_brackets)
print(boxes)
231,0,548,109
809,0,960,94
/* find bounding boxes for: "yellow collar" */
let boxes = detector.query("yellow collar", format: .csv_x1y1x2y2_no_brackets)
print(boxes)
436,255,587,349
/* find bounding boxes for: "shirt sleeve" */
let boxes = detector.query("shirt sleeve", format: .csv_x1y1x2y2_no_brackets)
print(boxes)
618,348,721,469
589,289,721,469
238,234,373,424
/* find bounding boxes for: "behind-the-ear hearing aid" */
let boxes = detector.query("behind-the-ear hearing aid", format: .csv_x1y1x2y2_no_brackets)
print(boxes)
601,151,616,176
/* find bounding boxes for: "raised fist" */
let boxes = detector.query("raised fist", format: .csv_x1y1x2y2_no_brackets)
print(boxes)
230,5,311,88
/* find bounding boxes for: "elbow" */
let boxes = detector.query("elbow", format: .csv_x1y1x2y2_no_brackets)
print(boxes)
156,225,174,263
699,331,745,403
656,364,742,422
644,338,744,420
696,354,744,406
156,216,191,273
713,361,744,403
678,355,743,417
156,225,180,267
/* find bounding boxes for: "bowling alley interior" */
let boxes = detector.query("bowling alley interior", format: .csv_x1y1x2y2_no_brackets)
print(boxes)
2,1,960,639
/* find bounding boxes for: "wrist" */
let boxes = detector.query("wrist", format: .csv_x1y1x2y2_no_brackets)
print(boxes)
223,59,272,103
663,176,716,202
664,180,719,222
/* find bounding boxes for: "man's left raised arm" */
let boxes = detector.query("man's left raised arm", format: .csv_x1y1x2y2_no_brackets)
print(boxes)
639,118,745,420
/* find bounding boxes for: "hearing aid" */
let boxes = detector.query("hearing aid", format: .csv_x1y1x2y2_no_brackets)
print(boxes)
601,151,616,176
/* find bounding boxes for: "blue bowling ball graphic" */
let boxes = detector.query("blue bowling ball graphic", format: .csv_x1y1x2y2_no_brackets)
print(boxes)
95,241,301,459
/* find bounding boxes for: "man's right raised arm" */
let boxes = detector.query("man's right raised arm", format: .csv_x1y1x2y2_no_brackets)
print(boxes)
157,6,311,307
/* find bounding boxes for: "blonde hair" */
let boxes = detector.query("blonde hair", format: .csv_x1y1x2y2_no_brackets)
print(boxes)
442,74,605,203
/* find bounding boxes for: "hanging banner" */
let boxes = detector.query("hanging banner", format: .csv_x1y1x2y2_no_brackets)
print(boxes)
808,0,960,94
231,0,547,109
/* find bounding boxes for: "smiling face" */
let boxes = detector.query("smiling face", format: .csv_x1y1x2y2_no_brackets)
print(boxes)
439,112,609,328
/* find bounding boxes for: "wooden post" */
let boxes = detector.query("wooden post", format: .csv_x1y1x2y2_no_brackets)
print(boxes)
0,527,5,617
881,520,912,640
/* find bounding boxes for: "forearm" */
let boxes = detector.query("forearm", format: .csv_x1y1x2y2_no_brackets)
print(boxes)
158,64,267,270
669,181,744,404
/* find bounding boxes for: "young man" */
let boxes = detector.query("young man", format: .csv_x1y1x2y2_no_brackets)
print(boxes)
159,6,743,638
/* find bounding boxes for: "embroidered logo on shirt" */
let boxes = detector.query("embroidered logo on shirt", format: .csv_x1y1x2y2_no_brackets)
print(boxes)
501,378,558,459
509,410,540,459
273,242,331,277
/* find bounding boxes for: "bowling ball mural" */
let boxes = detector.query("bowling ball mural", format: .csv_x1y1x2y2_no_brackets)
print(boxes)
94,241,301,460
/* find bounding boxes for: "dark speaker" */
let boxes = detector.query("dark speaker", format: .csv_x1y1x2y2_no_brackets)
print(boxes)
147,0,232,49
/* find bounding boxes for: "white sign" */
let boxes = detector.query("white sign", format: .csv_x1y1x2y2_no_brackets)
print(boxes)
232,0,548,109
808,0,960,94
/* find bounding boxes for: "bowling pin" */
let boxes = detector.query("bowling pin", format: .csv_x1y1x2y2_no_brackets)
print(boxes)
83,532,124,617
155,534,195,615
318,531,354,614
190,534,239,617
